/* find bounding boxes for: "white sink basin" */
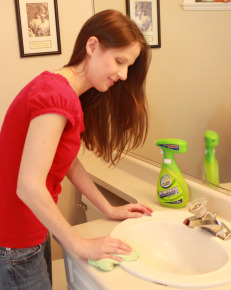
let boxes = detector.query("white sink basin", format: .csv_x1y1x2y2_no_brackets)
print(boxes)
111,211,231,288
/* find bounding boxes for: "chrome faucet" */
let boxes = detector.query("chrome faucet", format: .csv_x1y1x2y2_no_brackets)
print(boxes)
183,198,231,241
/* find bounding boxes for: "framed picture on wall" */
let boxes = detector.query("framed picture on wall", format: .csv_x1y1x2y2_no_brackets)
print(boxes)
15,0,61,57
126,0,161,48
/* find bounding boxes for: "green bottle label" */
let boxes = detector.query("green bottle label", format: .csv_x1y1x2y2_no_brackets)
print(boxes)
158,173,183,204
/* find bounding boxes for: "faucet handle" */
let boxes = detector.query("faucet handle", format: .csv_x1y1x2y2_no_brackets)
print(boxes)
189,198,208,218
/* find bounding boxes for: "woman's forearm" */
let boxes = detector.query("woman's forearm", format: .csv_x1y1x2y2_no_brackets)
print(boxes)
67,157,153,219
66,157,113,217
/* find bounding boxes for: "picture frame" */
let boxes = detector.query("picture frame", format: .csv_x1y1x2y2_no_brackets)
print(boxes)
126,0,161,48
183,0,231,10
196,0,231,2
15,0,61,57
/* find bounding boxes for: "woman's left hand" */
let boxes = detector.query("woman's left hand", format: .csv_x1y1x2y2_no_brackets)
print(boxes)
107,203,153,220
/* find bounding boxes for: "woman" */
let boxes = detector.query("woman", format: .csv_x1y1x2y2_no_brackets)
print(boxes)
0,9,152,289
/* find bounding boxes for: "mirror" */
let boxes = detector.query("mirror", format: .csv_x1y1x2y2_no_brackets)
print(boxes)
93,0,231,194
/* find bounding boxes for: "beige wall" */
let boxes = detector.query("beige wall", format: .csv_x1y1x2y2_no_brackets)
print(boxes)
0,1,93,125
94,0,231,186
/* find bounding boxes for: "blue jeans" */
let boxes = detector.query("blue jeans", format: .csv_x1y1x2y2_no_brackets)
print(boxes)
0,233,52,290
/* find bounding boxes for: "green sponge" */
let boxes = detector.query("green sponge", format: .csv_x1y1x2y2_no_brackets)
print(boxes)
88,250,139,271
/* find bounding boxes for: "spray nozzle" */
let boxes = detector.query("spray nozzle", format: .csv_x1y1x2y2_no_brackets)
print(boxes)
155,138,187,171
204,130,219,149
155,138,187,154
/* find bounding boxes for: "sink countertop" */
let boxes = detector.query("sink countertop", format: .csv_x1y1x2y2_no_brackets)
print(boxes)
221,183,231,191
64,149,231,290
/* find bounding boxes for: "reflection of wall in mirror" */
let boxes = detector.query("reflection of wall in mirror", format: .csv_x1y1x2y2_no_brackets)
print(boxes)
94,0,231,189
196,1,231,2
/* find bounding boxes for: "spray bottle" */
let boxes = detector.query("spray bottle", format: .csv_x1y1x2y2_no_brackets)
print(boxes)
155,138,189,208
203,130,219,186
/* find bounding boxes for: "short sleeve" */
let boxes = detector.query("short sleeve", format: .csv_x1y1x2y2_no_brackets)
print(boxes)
26,73,83,128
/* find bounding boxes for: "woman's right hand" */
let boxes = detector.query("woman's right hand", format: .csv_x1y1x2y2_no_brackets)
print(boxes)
78,236,132,261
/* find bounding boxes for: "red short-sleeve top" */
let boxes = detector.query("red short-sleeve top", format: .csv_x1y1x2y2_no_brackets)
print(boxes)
0,71,85,248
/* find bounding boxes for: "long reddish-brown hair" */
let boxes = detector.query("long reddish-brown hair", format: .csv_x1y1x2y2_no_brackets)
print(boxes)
66,10,151,164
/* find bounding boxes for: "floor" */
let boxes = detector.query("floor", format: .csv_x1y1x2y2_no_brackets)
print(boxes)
52,259,68,290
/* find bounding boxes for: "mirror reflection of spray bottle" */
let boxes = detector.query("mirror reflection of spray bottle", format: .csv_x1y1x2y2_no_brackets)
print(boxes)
203,130,219,186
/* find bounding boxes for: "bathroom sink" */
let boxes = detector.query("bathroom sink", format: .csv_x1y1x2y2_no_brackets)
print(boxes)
111,211,231,288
